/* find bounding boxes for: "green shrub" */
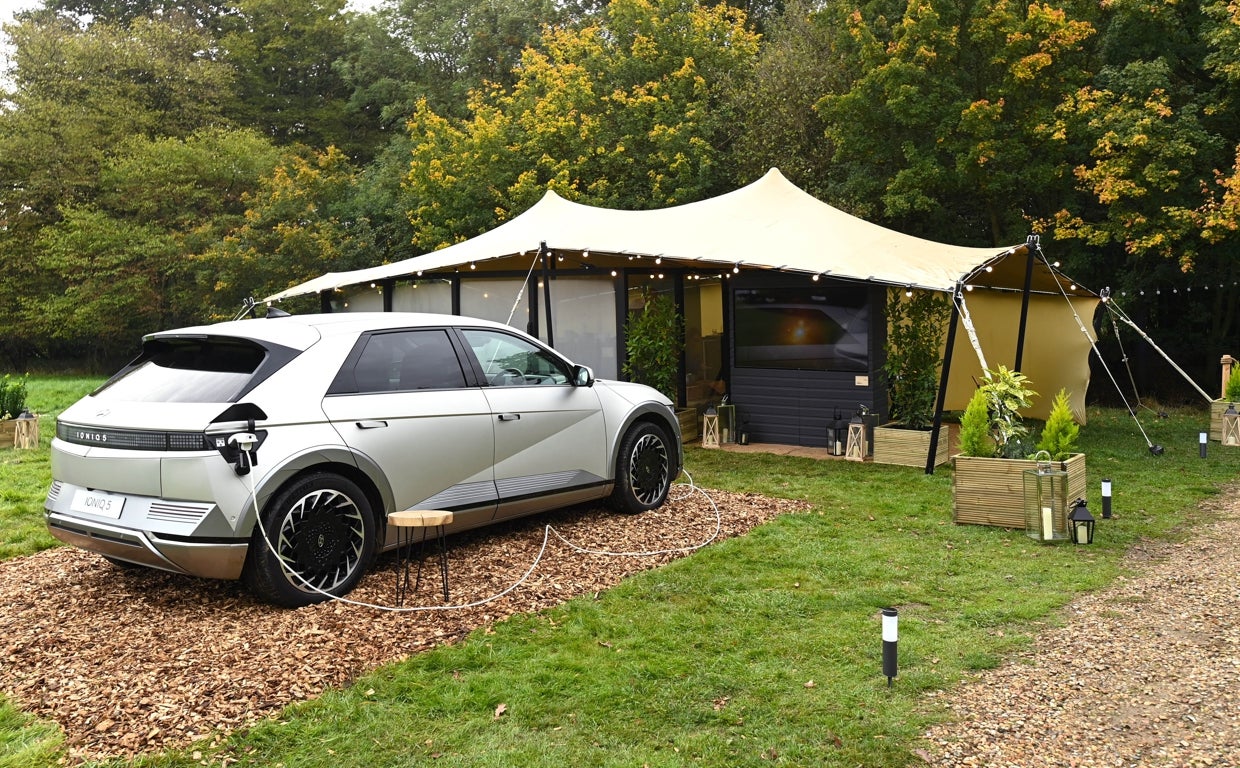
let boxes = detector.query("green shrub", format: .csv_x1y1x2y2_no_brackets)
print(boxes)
622,289,683,402
1035,388,1080,460
957,367,1038,458
882,288,949,429
958,388,992,457
1226,366,1240,401
0,375,29,420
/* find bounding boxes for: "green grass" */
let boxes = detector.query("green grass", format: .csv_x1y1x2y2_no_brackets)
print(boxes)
0,377,102,560
1,392,1236,767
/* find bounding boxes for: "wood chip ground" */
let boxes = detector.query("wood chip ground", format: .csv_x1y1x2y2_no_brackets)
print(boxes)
0,487,803,763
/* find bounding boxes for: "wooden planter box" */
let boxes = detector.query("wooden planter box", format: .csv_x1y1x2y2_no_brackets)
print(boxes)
676,409,699,443
1209,399,1237,443
872,423,951,467
0,416,39,450
952,452,1086,529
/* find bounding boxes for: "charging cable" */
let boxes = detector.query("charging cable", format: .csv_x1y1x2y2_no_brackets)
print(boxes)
237,442,721,613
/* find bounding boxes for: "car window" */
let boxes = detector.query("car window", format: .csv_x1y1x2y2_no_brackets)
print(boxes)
460,329,571,387
351,329,467,393
93,338,270,403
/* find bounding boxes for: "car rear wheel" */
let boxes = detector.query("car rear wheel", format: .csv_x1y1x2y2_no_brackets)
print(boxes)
610,422,673,514
243,472,377,607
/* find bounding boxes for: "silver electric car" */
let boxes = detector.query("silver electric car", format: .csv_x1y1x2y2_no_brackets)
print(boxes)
45,312,682,607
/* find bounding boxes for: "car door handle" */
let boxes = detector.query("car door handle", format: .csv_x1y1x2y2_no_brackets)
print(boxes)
356,420,388,429
497,413,521,422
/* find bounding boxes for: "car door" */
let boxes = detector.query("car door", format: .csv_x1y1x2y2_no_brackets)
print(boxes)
321,328,497,532
457,327,608,520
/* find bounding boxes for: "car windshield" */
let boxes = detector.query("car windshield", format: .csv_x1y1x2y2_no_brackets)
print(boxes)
93,337,268,403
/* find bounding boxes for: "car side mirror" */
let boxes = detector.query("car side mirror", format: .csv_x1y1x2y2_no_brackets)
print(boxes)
573,365,595,387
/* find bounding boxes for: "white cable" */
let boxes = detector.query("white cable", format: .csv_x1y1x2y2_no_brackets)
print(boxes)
240,447,720,613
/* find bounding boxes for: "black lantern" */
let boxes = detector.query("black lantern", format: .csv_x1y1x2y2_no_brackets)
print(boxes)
827,408,845,456
1068,498,1095,545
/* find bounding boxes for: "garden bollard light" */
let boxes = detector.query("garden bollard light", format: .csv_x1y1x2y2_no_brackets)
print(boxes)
882,608,898,686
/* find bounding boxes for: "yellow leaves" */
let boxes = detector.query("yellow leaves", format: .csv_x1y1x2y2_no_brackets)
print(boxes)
1011,52,1053,81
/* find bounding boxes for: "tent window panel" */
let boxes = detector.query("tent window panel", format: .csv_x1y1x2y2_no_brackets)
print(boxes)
733,286,869,373
461,278,528,329
537,277,619,379
392,279,452,313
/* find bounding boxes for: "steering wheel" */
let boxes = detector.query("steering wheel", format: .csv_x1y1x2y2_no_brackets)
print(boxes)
492,367,526,386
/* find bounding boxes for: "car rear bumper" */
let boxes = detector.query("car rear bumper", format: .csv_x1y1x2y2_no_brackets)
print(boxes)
45,480,249,580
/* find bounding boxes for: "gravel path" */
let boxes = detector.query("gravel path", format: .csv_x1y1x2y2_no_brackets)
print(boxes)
922,487,1240,768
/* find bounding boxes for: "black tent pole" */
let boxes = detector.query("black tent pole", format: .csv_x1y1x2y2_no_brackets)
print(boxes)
1014,234,1037,371
539,241,555,348
926,289,961,475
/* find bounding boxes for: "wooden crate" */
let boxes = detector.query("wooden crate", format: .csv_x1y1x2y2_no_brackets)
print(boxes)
676,408,699,443
1209,399,1237,443
0,417,39,449
952,453,1087,529
872,423,951,468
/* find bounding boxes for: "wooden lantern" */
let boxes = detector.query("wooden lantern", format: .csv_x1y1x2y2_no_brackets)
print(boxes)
845,414,866,461
702,406,720,448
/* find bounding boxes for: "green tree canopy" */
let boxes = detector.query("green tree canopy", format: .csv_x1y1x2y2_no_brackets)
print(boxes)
403,0,761,251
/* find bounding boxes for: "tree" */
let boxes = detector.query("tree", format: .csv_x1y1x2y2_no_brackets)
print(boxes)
218,0,367,155
726,0,852,196
0,8,235,366
338,0,604,124
403,0,761,250
206,145,370,312
817,0,1098,245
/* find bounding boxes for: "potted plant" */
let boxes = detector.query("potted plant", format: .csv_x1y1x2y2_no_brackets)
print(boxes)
951,369,1086,528
0,374,37,449
623,289,693,439
1209,363,1240,442
873,288,952,467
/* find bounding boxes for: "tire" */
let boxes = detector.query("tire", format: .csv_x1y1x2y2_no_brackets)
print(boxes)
242,472,377,608
610,421,673,514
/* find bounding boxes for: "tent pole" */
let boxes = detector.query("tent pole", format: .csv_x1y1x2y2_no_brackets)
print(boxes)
926,289,961,475
540,241,555,348
1014,235,1037,371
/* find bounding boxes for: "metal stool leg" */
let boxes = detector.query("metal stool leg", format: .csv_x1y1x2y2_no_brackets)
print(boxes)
394,527,412,607
435,524,449,603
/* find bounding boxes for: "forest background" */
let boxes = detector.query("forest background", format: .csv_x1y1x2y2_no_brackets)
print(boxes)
1,0,1237,402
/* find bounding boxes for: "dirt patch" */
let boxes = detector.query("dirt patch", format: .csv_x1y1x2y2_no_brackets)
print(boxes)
0,487,806,764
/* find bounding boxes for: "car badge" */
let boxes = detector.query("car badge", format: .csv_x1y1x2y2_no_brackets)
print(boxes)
95,408,111,418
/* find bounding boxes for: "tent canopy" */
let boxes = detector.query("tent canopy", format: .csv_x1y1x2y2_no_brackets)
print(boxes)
265,168,1097,422
266,168,1090,302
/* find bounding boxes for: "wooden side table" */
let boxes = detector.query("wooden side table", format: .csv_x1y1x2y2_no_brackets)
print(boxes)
388,510,454,605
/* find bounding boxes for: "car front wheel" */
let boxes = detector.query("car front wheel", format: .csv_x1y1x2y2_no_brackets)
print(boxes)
243,472,377,608
610,422,673,514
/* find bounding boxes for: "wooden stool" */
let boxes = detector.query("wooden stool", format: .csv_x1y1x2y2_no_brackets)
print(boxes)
388,510,453,605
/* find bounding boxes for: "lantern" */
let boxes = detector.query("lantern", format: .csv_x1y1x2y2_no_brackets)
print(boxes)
1024,451,1068,542
1223,403,1240,447
1068,498,1095,544
702,405,720,448
717,403,736,444
845,410,867,462
826,408,845,456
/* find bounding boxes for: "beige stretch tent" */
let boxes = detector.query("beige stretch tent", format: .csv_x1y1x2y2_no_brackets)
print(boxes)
267,168,1098,421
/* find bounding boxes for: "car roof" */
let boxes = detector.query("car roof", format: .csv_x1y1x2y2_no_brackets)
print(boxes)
146,312,514,351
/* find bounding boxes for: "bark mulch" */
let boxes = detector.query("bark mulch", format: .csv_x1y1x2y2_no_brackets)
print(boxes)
921,486,1240,768
0,487,806,764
